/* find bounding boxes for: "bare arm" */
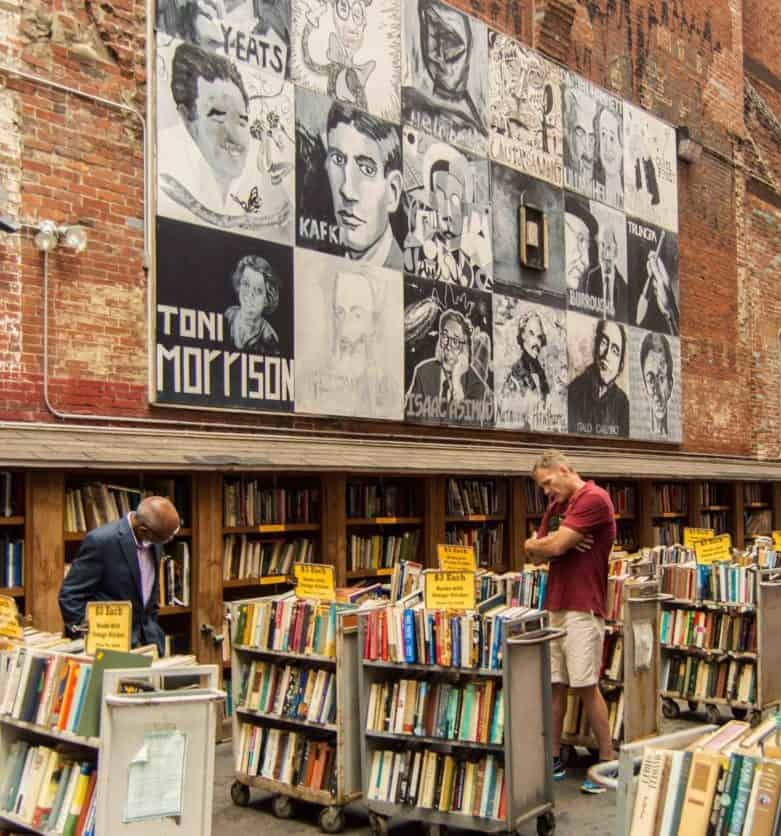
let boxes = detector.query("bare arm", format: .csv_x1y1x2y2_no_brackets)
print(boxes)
523,525,593,564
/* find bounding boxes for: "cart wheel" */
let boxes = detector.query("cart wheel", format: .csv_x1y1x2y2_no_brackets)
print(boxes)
537,810,556,836
230,781,250,807
559,744,575,768
662,698,680,720
731,707,748,721
319,806,345,834
750,710,763,727
427,825,446,836
705,704,721,725
271,794,294,819
687,700,699,713
368,812,388,836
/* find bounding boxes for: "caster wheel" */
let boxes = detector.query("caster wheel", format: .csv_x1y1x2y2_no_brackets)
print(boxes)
559,744,575,768
537,810,556,836
271,794,294,819
427,825,446,836
705,704,721,725
687,700,699,713
368,811,388,836
731,707,748,721
230,781,250,807
319,806,345,834
662,698,680,720
750,710,763,727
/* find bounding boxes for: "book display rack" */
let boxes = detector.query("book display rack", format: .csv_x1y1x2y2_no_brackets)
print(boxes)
228,593,361,834
1,471,26,618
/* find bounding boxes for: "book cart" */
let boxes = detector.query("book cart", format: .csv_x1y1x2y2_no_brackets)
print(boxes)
357,607,562,836
659,566,781,726
559,563,667,766
228,594,361,834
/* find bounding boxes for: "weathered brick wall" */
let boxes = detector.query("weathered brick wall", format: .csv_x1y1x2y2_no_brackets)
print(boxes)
0,0,778,458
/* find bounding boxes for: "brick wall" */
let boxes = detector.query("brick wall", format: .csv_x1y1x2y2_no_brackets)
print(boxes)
0,0,779,459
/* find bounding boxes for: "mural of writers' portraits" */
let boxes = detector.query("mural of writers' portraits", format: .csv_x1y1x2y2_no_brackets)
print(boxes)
156,35,295,245
491,162,565,308
627,218,679,336
155,0,291,78
404,277,494,427
624,102,678,232
293,249,404,419
562,73,623,209
295,86,404,266
488,33,563,186
628,326,682,442
290,0,401,122
493,295,567,432
401,0,489,155
402,127,492,290
564,195,629,322
567,311,630,438
155,216,294,411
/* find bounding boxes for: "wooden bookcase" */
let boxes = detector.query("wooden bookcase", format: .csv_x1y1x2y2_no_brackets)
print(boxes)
690,480,738,541
639,480,691,549
445,476,509,572
742,481,774,547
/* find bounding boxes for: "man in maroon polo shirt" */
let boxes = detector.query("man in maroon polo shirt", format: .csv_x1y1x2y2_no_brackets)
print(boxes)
523,450,616,793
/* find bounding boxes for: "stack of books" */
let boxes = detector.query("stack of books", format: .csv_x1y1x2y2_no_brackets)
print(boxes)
222,535,313,581
159,540,190,606
446,479,500,516
389,561,423,603
346,482,417,518
444,526,504,570
237,661,336,726
660,562,757,605
659,608,756,653
348,531,420,573
65,483,140,532
506,568,548,609
661,655,756,704
653,484,688,515
223,481,319,527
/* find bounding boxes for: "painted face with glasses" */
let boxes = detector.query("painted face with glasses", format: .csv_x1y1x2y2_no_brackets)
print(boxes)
333,0,369,54
438,318,468,373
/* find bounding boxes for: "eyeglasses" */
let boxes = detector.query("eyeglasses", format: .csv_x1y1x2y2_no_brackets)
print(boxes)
440,332,467,350
335,0,366,25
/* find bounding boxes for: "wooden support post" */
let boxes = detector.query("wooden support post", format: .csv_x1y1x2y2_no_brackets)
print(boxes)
27,471,65,633
423,477,445,569
192,471,223,667
638,480,654,550
321,473,346,587
508,477,525,572
735,482,746,550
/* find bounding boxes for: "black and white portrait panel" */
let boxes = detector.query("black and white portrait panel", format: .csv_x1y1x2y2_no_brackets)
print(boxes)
492,162,565,307
402,127,492,290
404,277,494,427
493,295,567,433
401,0,489,156
290,0,401,122
562,73,623,209
156,0,290,78
628,326,682,442
488,33,563,187
156,35,295,245
623,103,678,232
295,86,405,267
566,311,630,438
293,249,404,419
565,194,629,322
155,216,294,411
627,218,679,336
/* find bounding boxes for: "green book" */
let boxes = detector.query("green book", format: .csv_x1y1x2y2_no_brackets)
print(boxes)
74,649,152,739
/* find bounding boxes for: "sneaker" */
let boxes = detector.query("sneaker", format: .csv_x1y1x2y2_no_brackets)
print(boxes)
552,756,566,780
580,777,606,794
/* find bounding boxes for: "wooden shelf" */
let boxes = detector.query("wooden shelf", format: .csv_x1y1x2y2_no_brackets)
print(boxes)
614,513,636,520
346,516,423,526
0,587,23,598
223,523,320,534
223,576,292,589
347,568,394,579
660,691,755,710
701,506,731,512
660,643,756,660
367,799,507,833
236,707,337,734
234,644,336,667
158,605,191,616
525,511,545,518
445,514,505,523
0,516,23,526
0,716,100,750
64,526,192,541
363,659,502,678
235,772,337,806
365,729,503,753
745,503,769,509
652,512,688,518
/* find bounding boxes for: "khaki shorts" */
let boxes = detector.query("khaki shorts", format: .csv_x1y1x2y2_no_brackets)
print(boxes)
549,610,605,688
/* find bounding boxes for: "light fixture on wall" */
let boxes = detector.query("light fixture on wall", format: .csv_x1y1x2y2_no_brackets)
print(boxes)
676,126,703,164
33,220,88,253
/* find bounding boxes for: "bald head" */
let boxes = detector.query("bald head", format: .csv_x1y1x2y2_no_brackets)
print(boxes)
132,496,181,545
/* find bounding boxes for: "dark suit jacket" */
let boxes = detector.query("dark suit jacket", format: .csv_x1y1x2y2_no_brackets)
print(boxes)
568,363,629,437
59,516,165,655
583,266,629,322
406,359,491,425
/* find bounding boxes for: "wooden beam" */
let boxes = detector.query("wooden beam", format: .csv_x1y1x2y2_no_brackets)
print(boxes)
423,477,445,569
192,471,223,666
27,471,65,633
508,477,525,571
321,473,346,587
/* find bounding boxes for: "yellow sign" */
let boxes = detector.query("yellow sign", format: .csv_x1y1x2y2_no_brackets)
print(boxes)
437,544,477,572
260,524,285,532
772,531,781,550
684,527,715,548
424,571,476,611
293,563,336,602
86,601,131,655
0,595,23,639
694,534,733,565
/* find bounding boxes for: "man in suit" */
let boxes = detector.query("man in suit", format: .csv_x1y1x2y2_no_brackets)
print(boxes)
583,225,628,322
59,496,181,655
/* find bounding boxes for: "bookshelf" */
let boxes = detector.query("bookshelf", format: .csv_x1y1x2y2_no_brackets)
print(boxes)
602,480,638,551
445,478,509,572
690,480,737,539
742,481,774,546
1,471,27,620
638,480,691,549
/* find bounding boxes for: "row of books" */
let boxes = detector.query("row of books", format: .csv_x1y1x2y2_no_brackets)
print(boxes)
700,510,729,534
0,537,23,588
222,535,313,581
65,484,138,533
660,563,757,605
700,482,732,507
605,483,636,514
446,479,501,517
0,745,96,836
445,526,504,570
0,473,20,518
232,594,342,658
365,678,504,745
235,723,335,792
652,522,685,547
601,634,624,681
659,608,756,653
367,748,505,821
653,484,688,515
346,482,418,519
524,481,546,514
745,510,772,535
744,484,767,504
159,541,190,607
629,719,781,836
506,568,548,609
362,603,539,671
237,661,336,726
606,575,628,623
348,531,420,572
616,520,638,549
223,481,319,527
388,561,423,604
563,690,624,742
661,654,757,704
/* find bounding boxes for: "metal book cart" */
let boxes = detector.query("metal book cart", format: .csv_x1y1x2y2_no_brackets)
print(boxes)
660,566,781,725
357,609,563,836
228,596,362,834
559,563,668,765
